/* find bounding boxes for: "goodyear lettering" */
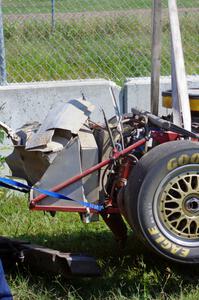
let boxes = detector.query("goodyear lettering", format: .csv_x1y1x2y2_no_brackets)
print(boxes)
190,153,199,164
178,154,190,166
167,153,199,171
167,158,178,171
148,227,190,257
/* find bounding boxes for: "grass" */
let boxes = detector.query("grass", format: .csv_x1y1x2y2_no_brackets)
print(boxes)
1,191,199,299
2,0,198,15
3,12,199,84
0,3,199,299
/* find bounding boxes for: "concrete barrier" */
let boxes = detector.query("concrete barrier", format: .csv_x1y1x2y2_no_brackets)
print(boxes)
0,75,198,176
0,79,121,129
124,75,199,115
0,79,122,176
0,76,198,130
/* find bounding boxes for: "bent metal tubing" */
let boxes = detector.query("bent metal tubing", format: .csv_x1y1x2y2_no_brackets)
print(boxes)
30,138,146,212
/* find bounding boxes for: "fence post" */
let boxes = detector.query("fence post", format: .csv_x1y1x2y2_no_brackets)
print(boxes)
0,0,7,85
51,0,55,32
168,0,191,131
151,0,162,115
171,41,182,127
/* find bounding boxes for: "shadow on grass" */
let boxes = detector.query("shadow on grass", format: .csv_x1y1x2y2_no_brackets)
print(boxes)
5,230,199,299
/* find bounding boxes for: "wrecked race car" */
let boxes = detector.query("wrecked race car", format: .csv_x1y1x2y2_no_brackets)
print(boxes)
1,95,199,266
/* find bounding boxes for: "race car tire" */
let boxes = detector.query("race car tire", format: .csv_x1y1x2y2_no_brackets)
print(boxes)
125,140,199,263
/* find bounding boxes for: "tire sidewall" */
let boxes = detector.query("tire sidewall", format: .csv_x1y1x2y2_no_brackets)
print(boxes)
137,147,199,263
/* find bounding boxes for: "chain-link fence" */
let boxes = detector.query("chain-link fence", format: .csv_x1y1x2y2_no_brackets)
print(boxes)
1,0,199,84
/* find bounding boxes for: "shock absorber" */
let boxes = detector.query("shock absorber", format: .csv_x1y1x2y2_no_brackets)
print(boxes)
117,155,136,188
116,155,138,220
101,155,137,247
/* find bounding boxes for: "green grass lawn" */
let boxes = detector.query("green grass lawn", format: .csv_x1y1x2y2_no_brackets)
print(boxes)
3,13,199,84
2,0,198,15
0,2,199,299
1,191,199,299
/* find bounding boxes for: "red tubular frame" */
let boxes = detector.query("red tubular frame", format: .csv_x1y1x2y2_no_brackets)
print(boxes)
30,138,146,212
31,205,120,214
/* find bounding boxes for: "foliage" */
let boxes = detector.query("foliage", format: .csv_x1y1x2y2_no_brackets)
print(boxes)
1,195,199,299
3,12,199,84
2,0,198,14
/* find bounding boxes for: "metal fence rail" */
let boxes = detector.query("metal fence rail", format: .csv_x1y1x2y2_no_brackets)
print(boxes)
1,0,199,84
